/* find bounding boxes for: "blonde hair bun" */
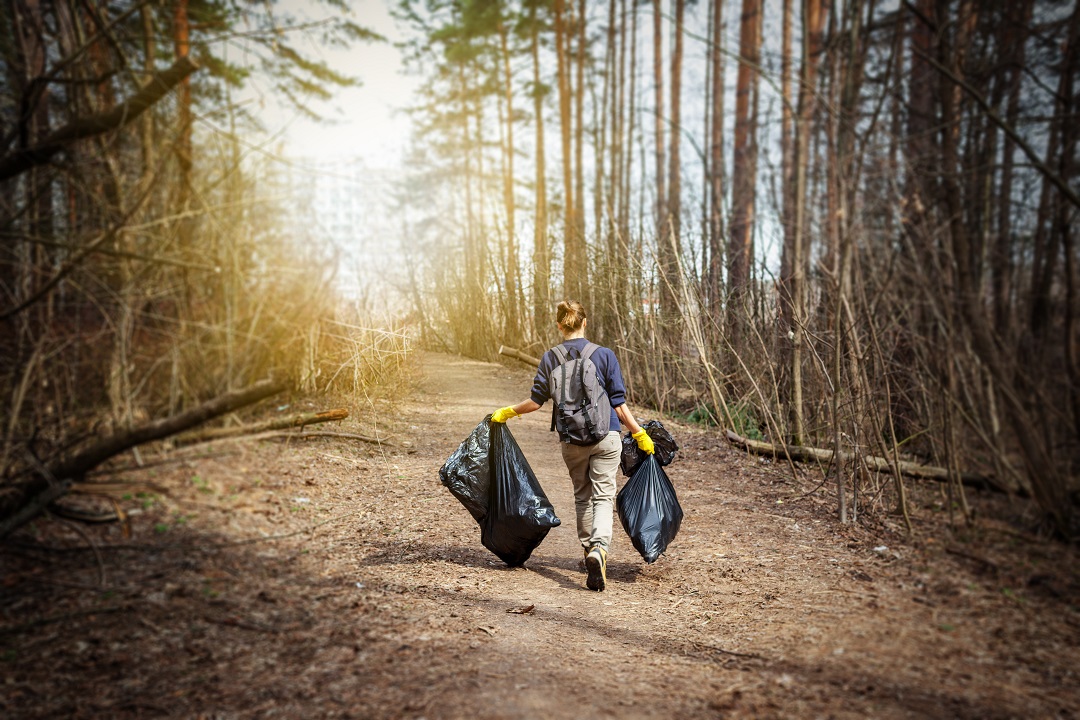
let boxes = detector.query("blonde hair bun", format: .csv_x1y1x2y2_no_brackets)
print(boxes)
556,300,587,332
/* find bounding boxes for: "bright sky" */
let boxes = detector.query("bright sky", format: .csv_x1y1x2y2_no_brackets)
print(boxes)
264,0,417,166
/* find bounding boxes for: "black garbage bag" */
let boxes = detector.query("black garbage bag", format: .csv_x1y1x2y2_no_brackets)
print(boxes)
616,454,683,564
438,417,560,566
481,421,561,566
620,419,679,476
438,417,491,523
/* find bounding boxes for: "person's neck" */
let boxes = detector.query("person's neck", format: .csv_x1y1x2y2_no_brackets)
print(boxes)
562,332,586,341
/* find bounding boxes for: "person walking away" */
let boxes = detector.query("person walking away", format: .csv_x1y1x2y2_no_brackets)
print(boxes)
490,300,654,591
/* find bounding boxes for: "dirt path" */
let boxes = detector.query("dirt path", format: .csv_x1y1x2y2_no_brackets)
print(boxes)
3,351,1079,718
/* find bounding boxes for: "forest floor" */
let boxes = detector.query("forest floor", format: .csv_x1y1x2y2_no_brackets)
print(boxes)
2,351,1080,719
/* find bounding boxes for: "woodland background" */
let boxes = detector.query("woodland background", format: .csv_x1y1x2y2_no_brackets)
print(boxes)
0,0,1078,541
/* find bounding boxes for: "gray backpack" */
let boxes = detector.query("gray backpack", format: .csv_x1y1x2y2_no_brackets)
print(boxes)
549,342,611,446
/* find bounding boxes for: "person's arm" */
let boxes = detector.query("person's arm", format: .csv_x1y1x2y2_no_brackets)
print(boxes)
493,350,554,423
614,403,654,454
605,350,652,452
491,399,541,423
614,403,641,435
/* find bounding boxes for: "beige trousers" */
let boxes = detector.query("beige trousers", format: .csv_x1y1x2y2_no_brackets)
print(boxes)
560,431,621,552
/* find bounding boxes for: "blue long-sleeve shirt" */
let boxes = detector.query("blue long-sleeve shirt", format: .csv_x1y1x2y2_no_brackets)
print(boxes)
529,337,627,431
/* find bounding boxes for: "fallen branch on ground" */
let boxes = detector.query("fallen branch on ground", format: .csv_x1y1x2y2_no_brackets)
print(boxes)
724,429,1016,496
498,345,541,367
179,429,393,447
274,430,394,445
173,408,348,446
0,379,287,539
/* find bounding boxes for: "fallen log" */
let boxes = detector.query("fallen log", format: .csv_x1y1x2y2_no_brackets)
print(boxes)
498,345,541,367
724,429,1020,496
274,430,393,445
173,407,348,446
0,379,287,539
215,429,393,446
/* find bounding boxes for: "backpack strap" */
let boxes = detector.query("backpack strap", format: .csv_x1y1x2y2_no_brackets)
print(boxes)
578,343,601,438
550,345,570,434
580,342,599,364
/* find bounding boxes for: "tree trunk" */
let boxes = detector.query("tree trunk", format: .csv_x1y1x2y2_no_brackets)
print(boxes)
707,0,726,315
992,0,1032,336
572,0,588,304
701,0,713,287
606,0,628,325
779,0,794,303
173,0,193,250
904,0,936,252
778,0,795,440
498,18,520,344
1028,10,1074,352
1059,4,1080,437
9,0,52,335
831,0,866,519
788,0,829,446
652,0,666,245
458,59,478,356
140,5,157,190
555,0,576,301
662,0,685,318
599,0,616,277
531,2,550,336
622,0,637,254
727,0,762,332
937,0,1072,537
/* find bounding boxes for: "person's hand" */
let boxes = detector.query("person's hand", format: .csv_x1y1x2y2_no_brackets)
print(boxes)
491,406,519,423
632,428,655,455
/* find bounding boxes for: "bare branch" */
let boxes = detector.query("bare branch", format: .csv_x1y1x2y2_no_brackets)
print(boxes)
0,56,199,183
910,45,1080,213
0,379,287,539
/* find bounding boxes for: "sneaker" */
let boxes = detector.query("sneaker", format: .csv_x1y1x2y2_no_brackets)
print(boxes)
578,546,589,572
585,546,607,592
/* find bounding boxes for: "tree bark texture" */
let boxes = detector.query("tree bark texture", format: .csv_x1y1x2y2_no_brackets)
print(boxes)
498,18,520,343
555,0,578,301
652,0,666,243
707,0,725,314
530,2,550,335
728,0,762,314
661,0,685,318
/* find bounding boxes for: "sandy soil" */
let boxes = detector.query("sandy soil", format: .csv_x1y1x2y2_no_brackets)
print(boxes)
2,351,1079,719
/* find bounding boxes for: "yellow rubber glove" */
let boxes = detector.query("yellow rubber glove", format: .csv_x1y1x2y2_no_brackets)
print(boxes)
632,428,655,455
491,406,519,423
